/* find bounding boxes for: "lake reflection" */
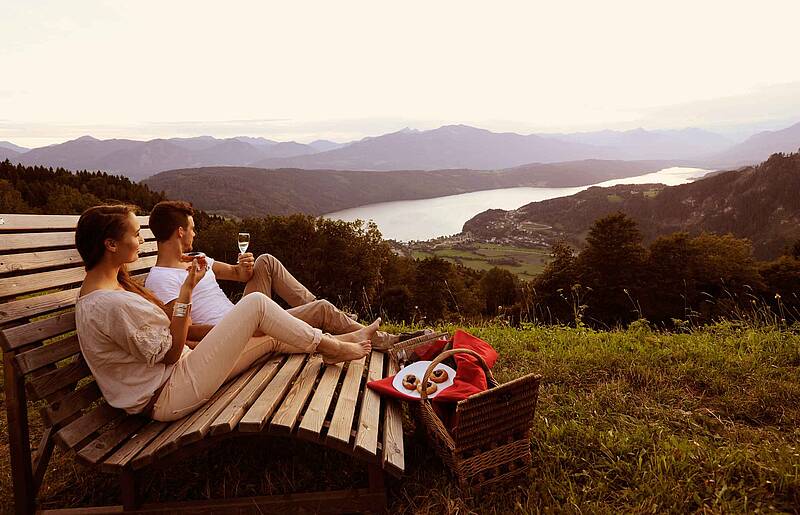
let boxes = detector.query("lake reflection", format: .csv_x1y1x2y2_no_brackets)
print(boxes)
324,167,712,241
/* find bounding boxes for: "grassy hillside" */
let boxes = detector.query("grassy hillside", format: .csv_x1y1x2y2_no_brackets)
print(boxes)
411,243,550,279
2,322,798,513
465,152,800,259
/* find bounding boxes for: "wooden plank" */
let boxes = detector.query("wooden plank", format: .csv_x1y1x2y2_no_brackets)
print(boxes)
239,354,306,432
15,334,80,375
0,213,149,230
99,421,168,473
0,272,149,325
152,380,241,459
0,241,158,274
1,309,76,350
32,427,56,494
297,362,344,441
381,357,405,477
42,380,102,427
55,403,124,450
270,355,324,434
209,356,283,436
3,350,36,514
353,352,384,459
0,287,80,326
131,415,196,469
0,228,155,252
0,254,155,298
325,356,366,448
177,365,260,445
78,416,149,465
27,357,90,401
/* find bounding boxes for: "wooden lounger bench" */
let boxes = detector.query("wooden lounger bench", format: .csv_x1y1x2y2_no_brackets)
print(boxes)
0,213,405,514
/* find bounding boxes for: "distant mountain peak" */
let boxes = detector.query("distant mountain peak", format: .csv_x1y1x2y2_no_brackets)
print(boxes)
75,135,99,142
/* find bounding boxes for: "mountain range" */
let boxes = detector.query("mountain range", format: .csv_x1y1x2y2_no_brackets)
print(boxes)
462,152,800,259
4,121,800,180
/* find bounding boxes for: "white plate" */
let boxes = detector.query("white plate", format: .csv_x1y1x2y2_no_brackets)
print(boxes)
392,360,456,399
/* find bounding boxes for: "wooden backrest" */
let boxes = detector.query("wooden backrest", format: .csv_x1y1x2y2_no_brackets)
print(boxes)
0,213,156,445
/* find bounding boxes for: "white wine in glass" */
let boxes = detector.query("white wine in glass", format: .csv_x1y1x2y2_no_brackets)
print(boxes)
237,232,250,254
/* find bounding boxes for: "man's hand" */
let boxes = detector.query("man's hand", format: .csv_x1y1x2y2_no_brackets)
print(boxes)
237,252,255,281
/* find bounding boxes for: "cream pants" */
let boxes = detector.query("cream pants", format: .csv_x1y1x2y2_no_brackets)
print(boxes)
152,293,322,421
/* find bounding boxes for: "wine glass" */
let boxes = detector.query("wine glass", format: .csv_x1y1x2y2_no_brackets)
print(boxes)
237,232,250,255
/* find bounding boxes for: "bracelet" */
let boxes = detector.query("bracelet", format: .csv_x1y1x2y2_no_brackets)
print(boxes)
173,302,191,318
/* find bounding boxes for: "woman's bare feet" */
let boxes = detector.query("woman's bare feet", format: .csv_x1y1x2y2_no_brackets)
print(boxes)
337,318,381,343
318,335,372,365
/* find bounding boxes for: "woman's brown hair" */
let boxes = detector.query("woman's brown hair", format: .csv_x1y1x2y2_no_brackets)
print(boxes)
76,204,166,310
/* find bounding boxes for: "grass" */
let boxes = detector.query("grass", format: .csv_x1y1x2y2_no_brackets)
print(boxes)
411,244,550,279
2,322,799,513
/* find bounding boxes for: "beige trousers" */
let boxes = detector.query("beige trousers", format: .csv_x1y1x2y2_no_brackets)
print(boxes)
243,254,362,334
152,293,322,421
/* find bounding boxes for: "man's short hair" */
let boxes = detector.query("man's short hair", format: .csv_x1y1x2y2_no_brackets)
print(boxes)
149,201,194,242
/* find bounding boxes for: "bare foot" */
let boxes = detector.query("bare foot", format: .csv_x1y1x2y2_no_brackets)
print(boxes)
320,337,372,365
337,318,381,343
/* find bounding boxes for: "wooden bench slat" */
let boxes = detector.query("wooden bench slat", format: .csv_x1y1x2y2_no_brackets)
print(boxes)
353,352,384,459
0,287,81,327
0,255,156,299
178,365,261,446
152,374,252,460
2,310,76,351
42,381,102,427
0,213,148,230
0,241,158,274
239,354,306,432
99,421,168,473
15,334,80,375
78,416,149,465
209,356,283,436
381,357,405,477
0,229,155,253
297,362,344,440
27,357,91,401
55,403,124,450
326,356,366,447
270,355,324,434
132,415,198,470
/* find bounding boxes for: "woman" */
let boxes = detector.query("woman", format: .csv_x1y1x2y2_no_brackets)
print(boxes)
75,205,373,422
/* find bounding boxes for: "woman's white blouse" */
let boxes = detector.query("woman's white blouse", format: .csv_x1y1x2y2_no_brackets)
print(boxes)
75,289,188,414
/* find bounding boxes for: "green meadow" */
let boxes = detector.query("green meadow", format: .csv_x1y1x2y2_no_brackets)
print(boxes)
3,322,798,513
411,244,551,280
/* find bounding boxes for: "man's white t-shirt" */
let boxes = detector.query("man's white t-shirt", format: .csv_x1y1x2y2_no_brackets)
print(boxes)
144,258,235,325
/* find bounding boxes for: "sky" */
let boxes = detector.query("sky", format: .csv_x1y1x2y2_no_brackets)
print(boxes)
2,0,800,148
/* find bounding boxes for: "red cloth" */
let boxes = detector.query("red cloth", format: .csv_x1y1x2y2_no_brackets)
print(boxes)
367,329,498,403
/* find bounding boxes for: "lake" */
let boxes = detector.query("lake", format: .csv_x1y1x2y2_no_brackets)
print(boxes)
323,167,713,241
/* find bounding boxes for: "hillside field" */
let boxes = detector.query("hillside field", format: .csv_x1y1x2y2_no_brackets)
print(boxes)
2,322,798,513
411,244,551,279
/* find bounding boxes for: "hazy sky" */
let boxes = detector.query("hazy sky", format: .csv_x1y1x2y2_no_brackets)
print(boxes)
3,0,800,147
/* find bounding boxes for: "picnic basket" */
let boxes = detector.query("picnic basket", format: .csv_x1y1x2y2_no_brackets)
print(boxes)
391,333,542,489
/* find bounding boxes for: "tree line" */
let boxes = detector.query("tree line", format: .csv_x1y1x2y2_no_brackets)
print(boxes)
194,211,800,328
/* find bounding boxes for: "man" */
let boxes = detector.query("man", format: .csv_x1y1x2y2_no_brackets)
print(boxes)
144,200,397,347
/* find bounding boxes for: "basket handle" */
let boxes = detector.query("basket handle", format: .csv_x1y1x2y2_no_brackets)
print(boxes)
419,348,497,401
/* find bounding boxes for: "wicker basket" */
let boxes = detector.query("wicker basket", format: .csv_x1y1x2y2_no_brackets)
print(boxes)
405,339,542,489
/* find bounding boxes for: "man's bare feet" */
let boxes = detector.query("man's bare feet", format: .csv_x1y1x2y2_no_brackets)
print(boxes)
337,318,381,343
319,337,372,365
